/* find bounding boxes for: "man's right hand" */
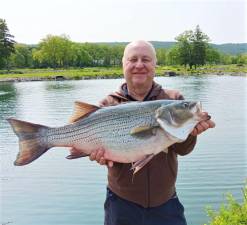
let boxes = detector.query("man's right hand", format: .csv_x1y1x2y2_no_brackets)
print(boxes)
89,148,114,167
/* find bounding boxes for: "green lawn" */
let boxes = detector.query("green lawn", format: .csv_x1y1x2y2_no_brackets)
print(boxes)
0,65,246,81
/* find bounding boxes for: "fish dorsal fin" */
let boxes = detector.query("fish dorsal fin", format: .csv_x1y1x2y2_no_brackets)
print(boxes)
69,101,100,123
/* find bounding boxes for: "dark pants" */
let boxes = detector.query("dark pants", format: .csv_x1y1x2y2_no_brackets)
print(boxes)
104,188,187,225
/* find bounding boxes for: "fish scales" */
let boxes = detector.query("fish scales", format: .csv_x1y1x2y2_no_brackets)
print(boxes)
47,103,158,147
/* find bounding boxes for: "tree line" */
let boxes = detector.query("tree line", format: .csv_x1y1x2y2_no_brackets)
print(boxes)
0,19,246,70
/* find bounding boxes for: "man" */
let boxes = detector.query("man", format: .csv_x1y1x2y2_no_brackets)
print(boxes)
90,40,215,225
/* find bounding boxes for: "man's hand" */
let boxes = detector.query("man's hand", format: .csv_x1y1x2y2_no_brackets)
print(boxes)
89,148,114,167
191,112,216,136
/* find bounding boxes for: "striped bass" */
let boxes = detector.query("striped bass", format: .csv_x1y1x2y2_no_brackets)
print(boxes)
7,100,209,173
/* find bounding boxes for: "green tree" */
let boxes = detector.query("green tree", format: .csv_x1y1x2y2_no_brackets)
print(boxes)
82,43,104,66
175,25,210,69
71,43,93,67
175,30,194,68
220,54,232,65
191,25,210,68
0,19,15,69
34,34,73,68
236,54,247,65
109,45,124,66
156,48,167,65
9,44,33,68
206,46,221,64
167,45,180,65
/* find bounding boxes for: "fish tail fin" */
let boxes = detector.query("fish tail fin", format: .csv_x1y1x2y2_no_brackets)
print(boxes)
7,118,51,166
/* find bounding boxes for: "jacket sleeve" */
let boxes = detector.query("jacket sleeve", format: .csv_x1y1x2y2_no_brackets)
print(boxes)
169,135,197,156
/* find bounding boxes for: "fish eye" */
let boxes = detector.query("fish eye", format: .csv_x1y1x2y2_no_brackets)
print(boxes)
182,102,189,108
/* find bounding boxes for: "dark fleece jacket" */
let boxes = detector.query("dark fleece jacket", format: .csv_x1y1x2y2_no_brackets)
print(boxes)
99,82,197,208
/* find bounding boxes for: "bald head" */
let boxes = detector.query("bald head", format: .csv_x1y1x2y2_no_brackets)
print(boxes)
122,40,157,64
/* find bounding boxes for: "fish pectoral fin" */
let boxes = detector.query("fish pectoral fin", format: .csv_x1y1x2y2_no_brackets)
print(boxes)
130,125,153,134
131,154,155,174
69,101,100,123
130,126,158,138
66,147,89,159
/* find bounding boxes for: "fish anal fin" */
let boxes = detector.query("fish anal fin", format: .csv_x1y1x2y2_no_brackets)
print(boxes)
69,101,100,123
66,147,89,159
131,154,155,174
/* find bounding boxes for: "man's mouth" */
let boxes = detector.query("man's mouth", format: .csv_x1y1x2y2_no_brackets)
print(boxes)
132,72,147,75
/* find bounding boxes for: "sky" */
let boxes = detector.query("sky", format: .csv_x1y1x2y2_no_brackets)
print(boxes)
1,0,246,44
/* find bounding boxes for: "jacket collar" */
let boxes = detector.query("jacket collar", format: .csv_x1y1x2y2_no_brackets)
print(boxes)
117,82,163,101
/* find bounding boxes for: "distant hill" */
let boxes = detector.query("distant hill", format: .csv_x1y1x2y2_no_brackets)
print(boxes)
26,41,247,55
97,41,247,55
210,43,247,55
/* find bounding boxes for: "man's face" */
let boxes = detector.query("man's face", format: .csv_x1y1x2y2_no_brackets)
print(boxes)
122,44,156,87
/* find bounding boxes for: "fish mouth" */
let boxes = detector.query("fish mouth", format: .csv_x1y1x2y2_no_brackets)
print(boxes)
195,102,211,121
196,101,202,112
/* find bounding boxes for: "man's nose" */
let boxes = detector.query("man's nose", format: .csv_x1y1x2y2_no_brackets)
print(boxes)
135,59,144,68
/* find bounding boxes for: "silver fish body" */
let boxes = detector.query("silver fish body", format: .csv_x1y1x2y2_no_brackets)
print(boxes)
8,100,207,169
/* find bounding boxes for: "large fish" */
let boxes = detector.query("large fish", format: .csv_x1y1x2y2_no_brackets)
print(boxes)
7,100,209,173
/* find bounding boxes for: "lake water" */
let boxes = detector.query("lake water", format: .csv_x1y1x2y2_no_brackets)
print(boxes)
0,75,246,225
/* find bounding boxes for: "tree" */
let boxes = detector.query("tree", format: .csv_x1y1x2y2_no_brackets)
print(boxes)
220,54,232,65
175,25,210,69
9,44,33,68
236,54,247,65
206,46,221,65
191,25,210,68
167,45,180,65
34,34,73,68
156,48,167,65
71,43,93,67
175,30,194,68
0,19,15,69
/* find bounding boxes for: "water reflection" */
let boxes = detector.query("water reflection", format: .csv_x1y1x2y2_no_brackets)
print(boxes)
0,82,18,121
45,81,75,91
0,82,17,101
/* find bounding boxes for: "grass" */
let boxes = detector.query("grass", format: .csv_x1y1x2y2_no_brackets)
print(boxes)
0,64,246,81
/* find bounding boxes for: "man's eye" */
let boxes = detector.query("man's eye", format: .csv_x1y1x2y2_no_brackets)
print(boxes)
143,58,151,62
129,58,137,62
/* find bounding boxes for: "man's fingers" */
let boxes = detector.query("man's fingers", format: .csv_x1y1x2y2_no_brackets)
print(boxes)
108,161,114,167
88,148,112,167
95,149,104,162
207,120,216,128
191,119,216,136
89,150,97,161
99,157,107,165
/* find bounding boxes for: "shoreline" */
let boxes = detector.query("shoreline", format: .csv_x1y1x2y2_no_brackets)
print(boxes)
0,72,246,83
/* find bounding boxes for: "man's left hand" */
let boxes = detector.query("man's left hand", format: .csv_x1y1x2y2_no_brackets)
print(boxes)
191,113,216,136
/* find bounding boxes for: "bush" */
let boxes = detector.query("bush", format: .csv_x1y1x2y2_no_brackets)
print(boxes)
204,184,247,225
